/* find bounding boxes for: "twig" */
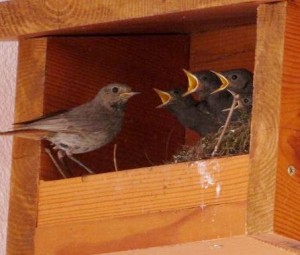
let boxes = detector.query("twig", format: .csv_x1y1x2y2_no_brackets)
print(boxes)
144,151,155,165
113,143,118,171
165,127,175,160
68,155,94,174
211,94,240,157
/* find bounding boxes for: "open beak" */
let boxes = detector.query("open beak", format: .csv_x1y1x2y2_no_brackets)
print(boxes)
120,91,140,99
153,88,172,108
210,71,230,94
182,69,200,97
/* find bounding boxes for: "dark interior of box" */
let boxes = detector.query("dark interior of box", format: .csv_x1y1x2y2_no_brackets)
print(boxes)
38,5,257,180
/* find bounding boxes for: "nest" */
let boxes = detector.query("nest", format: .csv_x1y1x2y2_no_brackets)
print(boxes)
172,117,250,163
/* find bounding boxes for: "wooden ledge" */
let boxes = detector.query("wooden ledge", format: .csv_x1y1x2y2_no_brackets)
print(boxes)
0,0,282,39
38,155,249,226
35,155,249,254
101,236,297,255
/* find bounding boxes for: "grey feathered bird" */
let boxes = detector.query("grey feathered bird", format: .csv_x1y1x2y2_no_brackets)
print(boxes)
1,83,139,177
154,88,220,136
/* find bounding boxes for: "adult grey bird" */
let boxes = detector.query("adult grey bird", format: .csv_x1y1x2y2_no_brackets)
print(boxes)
182,69,234,123
154,88,220,136
0,83,139,178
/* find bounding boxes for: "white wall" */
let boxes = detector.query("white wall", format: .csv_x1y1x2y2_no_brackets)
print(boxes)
0,41,18,254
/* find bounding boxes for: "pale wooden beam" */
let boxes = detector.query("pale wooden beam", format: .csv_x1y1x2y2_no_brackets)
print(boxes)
275,0,300,240
247,1,287,235
6,38,47,255
0,0,282,39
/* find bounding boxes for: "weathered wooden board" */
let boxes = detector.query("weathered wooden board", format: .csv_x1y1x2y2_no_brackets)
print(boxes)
6,38,47,255
248,1,300,243
35,204,246,254
100,236,295,255
0,0,280,39
35,155,248,254
38,155,249,226
247,2,286,234
276,0,300,241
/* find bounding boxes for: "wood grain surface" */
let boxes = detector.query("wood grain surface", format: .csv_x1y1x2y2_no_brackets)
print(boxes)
100,236,295,255
0,0,280,39
35,204,246,255
6,38,47,255
35,155,248,254
253,233,300,254
190,24,256,72
38,155,249,226
247,2,287,235
275,0,300,241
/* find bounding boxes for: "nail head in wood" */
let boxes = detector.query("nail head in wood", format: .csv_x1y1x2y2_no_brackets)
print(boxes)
287,165,296,176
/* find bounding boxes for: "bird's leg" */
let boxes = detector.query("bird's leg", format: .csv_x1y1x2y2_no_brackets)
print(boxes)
57,150,73,178
211,92,240,157
45,148,70,179
67,154,95,174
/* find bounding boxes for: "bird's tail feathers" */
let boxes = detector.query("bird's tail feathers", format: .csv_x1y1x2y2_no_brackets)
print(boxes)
0,129,50,140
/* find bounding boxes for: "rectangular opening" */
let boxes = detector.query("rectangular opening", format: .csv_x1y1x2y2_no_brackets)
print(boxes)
14,5,257,181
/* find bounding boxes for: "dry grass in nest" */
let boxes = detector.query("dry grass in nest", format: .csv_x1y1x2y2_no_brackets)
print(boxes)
172,118,250,163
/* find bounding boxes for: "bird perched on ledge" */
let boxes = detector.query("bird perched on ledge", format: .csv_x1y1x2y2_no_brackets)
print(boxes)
0,83,139,178
182,69,234,123
154,88,220,136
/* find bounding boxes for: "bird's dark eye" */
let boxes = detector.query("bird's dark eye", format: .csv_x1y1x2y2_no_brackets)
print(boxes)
173,90,179,95
243,98,249,104
112,87,119,93
231,74,238,80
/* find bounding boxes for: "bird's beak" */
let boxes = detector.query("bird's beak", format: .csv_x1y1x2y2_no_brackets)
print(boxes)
210,71,230,94
120,91,140,99
153,88,172,108
182,69,200,97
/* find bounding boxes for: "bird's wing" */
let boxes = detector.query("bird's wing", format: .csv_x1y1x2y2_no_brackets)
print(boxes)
13,103,109,133
14,109,68,125
13,110,76,133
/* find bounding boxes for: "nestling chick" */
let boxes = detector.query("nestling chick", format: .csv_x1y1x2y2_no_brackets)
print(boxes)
182,69,234,123
154,88,220,136
211,68,253,113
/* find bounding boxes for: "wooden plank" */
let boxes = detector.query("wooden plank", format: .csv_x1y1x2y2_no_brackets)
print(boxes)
40,35,189,180
38,155,249,226
0,0,281,39
275,0,300,241
100,236,293,255
247,2,287,234
253,233,300,254
58,3,257,37
6,38,47,254
35,203,246,254
190,24,256,72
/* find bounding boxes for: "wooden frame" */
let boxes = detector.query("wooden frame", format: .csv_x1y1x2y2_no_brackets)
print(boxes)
2,0,300,254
